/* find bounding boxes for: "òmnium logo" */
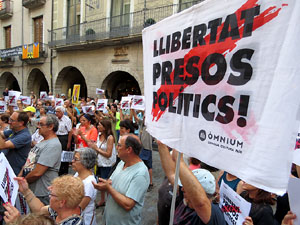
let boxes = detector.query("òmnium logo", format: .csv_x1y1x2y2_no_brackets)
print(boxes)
199,130,206,141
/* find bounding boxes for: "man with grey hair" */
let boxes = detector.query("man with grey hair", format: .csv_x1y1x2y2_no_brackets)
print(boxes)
23,114,62,205
55,105,72,175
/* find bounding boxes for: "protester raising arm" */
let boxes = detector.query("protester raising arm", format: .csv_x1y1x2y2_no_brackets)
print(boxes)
157,141,176,185
157,141,212,224
14,177,48,214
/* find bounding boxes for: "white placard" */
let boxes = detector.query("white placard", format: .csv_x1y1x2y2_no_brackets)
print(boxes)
4,96,9,103
8,91,21,106
120,96,131,109
142,0,300,194
40,91,47,100
19,96,31,105
288,177,300,225
0,153,19,205
131,95,145,111
0,101,7,113
61,151,74,162
219,181,251,225
82,105,95,115
96,99,108,111
46,95,55,101
96,88,105,95
55,98,64,107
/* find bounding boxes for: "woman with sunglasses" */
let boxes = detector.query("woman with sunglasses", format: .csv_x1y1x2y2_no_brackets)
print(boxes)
72,147,98,225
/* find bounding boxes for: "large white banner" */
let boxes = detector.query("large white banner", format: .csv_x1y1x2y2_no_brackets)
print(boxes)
142,0,300,193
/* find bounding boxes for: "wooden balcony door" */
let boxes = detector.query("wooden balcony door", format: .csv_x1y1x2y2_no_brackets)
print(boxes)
4,25,11,48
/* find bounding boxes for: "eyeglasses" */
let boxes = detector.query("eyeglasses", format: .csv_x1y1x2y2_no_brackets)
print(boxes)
9,118,18,122
37,122,47,127
48,191,58,198
72,157,80,161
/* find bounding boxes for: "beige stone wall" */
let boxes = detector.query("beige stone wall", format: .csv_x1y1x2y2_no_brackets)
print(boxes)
53,41,144,98
0,0,52,95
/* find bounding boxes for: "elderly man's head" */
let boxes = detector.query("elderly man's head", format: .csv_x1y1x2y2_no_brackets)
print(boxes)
117,134,142,160
38,114,59,137
55,106,65,119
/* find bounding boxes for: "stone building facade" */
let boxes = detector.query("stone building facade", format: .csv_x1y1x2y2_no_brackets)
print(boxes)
0,0,202,101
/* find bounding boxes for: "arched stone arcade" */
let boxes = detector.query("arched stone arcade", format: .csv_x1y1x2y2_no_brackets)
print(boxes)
102,71,141,101
0,72,21,92
55,66,87,98
27,68,49,96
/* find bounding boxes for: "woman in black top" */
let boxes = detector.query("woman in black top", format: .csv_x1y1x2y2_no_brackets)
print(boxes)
241,182,276,225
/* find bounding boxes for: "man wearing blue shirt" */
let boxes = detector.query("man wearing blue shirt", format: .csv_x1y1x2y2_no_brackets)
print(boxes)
0,111,31,175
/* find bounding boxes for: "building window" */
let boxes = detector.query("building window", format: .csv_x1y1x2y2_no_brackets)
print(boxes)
179,0,201,12
4,26,11,48
111,0,130,28
34,16,43,43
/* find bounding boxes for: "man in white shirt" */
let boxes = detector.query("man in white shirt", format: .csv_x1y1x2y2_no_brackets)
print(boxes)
55,106,72,175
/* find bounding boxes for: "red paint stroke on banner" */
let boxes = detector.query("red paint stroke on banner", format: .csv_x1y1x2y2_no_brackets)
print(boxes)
152,0,286,122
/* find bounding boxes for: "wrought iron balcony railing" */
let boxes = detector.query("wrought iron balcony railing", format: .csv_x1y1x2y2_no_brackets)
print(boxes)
0,0,13,19
48,1,203,49
22,0,46,9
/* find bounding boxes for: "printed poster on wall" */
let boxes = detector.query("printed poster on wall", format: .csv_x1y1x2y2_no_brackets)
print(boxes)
142,0,300,193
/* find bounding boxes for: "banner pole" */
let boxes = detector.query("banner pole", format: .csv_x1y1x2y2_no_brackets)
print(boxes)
169,152,182,225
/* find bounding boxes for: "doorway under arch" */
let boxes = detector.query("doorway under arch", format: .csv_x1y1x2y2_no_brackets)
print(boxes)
55,66,87,98
0,72,21,93
27,69,49,96
102,71,141,101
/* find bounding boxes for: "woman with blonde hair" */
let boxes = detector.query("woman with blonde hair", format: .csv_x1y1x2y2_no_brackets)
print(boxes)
12,175,85,225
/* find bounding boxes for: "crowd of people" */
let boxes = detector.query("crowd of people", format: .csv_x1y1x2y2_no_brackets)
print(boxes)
0,90,298,225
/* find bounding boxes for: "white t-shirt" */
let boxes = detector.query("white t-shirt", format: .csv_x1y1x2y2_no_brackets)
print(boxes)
74,173,97,225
